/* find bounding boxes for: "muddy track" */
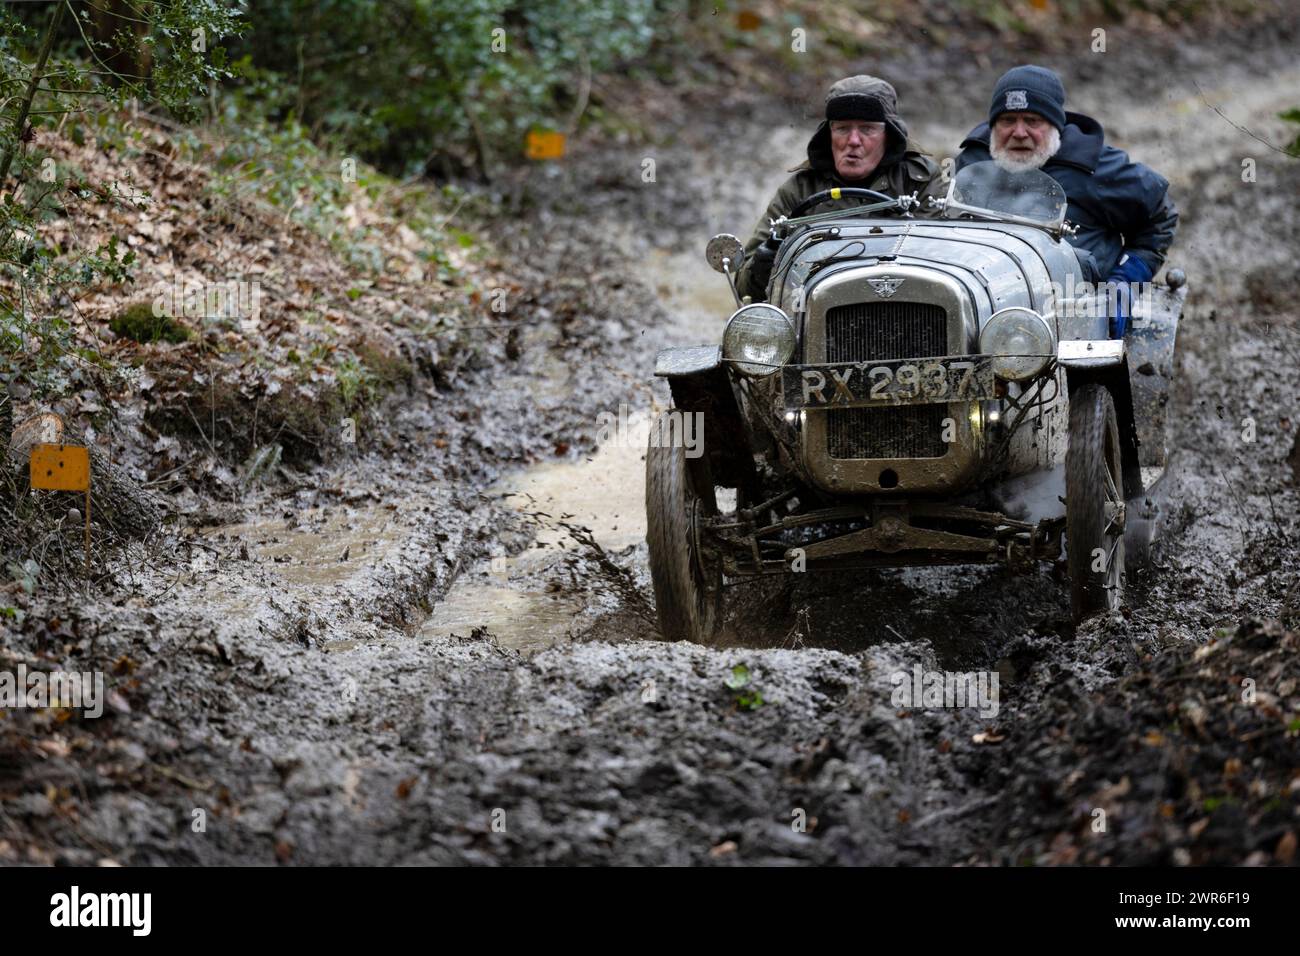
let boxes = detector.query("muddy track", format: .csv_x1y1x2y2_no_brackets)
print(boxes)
4,20,1299,865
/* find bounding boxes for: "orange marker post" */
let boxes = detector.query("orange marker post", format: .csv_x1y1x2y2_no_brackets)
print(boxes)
525,129,566,161
29,443,92,577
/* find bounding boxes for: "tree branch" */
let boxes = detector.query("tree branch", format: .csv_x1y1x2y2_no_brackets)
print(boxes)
0,3,66,183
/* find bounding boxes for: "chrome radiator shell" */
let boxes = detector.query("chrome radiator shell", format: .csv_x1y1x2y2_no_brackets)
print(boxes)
799,265,984,494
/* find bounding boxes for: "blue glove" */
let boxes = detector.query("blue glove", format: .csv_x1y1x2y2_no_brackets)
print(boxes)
1104,253,1153,339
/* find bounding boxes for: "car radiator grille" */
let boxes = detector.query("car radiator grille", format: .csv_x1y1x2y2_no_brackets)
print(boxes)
825,301,948,363
823,301,950,460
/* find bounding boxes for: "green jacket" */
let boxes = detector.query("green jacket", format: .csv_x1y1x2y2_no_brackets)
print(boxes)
736,90,945,302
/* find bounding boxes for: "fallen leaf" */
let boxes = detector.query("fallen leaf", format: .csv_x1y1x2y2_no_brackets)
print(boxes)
1097,776,1132,801
1275,830,1297,864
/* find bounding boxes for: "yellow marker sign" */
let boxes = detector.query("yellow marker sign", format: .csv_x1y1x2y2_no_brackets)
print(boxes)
830,187,842,200
29,443,93,577
30,443,90,491
525,130,566,160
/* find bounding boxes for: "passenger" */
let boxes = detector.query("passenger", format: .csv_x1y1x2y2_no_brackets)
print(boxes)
955,64,1178,337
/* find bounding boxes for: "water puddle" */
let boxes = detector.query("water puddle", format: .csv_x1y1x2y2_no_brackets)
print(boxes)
417,412,653,650
504,413,653,553
417,577,585,652
206,502,407,588
183,499,420,649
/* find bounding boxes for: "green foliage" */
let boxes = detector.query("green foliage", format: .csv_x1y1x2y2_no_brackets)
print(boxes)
0,1,243,404
110,301,192,344
724,663,765,711
335,356,375,411
206,105,360,234
5,558,39,596
0,225,138,397
1280,109,1300,158
229,0,658,177
198,94,488,283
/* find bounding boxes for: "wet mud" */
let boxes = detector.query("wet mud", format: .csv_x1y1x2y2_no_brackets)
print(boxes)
3,21,1299,865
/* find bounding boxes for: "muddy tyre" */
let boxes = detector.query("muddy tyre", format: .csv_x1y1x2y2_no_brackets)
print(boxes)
1066,383,1126,621
645,414,722,643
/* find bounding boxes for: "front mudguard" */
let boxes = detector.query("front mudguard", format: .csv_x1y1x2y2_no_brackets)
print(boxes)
1066,357,1143,501
654,346,755,492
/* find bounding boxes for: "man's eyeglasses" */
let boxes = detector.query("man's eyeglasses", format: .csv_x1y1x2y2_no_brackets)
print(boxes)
830,121,886,138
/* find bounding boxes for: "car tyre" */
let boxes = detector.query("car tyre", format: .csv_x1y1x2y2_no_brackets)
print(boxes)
645,412,723,643
1066,383,1126,621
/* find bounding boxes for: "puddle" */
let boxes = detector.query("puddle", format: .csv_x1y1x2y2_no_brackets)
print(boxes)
417,574,585,652
206,503,407,588
416,421,650,651
505,411,653,552
181,500,421,650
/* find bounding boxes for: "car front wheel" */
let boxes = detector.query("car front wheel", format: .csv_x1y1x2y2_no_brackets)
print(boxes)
645,413,723,643
1066,383,1126,621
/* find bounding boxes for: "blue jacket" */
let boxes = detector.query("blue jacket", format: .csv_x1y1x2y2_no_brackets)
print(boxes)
955,111,1178,279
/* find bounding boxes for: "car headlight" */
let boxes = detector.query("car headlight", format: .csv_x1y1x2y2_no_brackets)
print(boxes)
979,307,1056,381
722,304,796,377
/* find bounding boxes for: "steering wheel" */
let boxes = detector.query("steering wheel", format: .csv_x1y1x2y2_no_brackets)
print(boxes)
787,186,898,219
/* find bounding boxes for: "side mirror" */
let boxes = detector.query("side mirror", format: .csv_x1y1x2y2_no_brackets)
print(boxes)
705,233,744,275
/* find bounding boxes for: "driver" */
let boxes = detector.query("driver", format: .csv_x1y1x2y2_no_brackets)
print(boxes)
955,65,1178,337
735,75,944,302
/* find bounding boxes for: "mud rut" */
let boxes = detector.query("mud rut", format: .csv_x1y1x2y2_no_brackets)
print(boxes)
33,37,1300,865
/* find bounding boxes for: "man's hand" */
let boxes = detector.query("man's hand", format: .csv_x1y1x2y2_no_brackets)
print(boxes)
1104,253,1152,338
746,233,782,294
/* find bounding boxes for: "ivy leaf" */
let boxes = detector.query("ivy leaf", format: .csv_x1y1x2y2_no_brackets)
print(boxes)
724,663,750,690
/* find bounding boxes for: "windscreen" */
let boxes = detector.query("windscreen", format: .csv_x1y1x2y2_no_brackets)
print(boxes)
948,162,1067,227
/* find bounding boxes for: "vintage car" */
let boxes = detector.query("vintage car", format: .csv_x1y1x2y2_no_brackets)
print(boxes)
646,162,1185,642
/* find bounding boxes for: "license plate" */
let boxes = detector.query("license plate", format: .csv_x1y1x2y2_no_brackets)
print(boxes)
783,356,996,409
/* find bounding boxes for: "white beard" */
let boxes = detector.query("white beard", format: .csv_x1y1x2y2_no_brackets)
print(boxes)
990,126,1061,173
